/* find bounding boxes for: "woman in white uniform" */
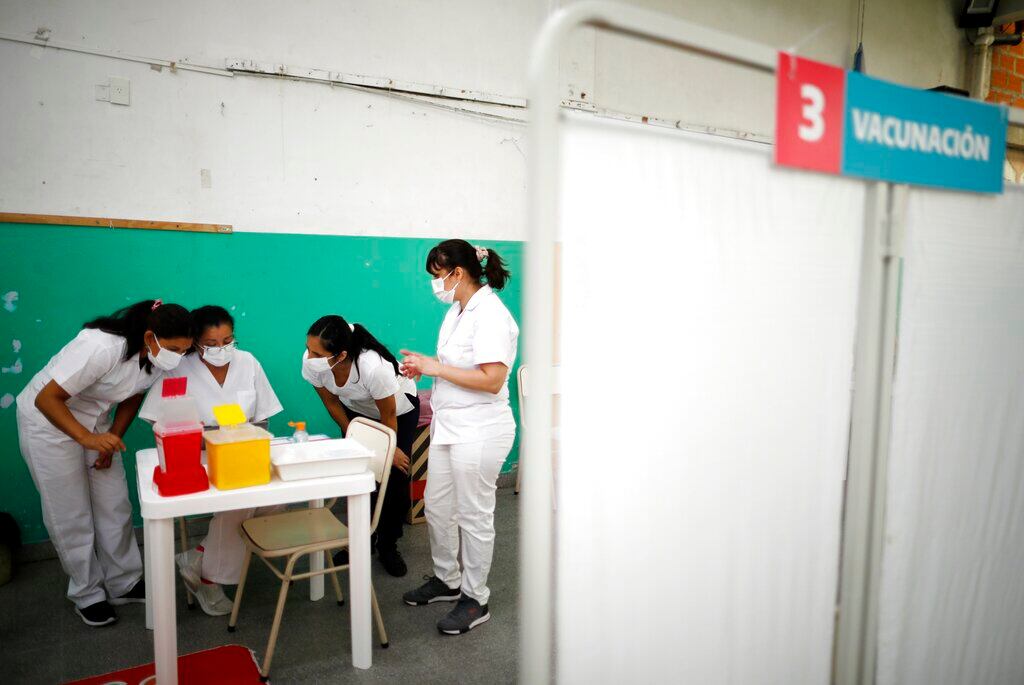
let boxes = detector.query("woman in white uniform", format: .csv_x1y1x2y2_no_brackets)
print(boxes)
17,299,193,627
302,315,419,577
139,305,283,616
399,239,518,635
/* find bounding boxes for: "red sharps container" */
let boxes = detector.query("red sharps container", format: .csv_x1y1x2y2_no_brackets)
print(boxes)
152,377,209,496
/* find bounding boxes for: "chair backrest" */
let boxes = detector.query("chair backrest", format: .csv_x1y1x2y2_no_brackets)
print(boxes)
345,417,396,534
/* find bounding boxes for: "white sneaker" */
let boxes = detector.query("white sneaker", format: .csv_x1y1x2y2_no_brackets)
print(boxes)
175,549,202,594
192,581,234,616
175,548,233,616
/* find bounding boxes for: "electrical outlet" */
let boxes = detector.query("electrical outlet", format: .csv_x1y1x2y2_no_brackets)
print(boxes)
109,78,130,106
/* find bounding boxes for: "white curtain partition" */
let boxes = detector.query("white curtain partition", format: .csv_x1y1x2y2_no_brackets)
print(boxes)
555,115,866,684
878,186,1024,685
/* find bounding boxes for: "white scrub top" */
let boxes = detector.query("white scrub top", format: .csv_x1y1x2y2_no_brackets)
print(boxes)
303,349,417,420
17,329,162,432
430,285,519,445
139,349,282,427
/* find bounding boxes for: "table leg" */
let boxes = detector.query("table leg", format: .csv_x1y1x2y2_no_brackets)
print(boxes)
347,492,372,669
309,498,325,601
144,518,154,630
150,517,178,684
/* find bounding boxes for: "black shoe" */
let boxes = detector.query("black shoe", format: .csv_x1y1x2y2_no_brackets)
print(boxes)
403,575,461,606
377,547,408,577
437,595,490,635
75,600,118,627
109,579,146,606
332,543,377,567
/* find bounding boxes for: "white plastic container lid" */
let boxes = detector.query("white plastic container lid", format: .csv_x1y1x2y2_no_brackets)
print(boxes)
154,419,204,437
205,424,273,445
271,438,372,465
157,395,200,426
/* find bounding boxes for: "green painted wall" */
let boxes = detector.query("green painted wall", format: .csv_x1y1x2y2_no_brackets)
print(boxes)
0,223,523,544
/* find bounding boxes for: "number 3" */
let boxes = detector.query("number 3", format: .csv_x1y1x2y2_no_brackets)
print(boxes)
798,83,825,142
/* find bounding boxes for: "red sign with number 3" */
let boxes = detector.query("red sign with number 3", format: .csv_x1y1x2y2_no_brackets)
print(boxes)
774,53,846,174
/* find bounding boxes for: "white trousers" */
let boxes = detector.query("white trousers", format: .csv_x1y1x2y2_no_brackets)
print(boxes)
200,505,282,585
425,432,515,605
17,409,142,609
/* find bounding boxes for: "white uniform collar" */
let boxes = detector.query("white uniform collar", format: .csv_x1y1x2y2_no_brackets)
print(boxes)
456,284,492,314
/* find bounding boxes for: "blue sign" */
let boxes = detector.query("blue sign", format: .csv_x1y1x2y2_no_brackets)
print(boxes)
841,71,1007,193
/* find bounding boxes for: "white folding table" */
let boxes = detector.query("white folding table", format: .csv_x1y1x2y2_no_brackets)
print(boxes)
135,447,377,684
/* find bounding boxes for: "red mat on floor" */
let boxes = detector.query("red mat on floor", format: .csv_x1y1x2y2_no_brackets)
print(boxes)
64,644,263,684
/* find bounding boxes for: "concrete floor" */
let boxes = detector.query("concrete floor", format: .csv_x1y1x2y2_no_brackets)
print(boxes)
0,490,520,684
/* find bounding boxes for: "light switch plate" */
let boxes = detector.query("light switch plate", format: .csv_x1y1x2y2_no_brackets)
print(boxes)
109,77,130,106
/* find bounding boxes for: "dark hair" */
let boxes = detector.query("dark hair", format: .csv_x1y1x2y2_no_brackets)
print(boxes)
191,305,235,337
84,300,192,369
307,315,400,380
425,239,511,291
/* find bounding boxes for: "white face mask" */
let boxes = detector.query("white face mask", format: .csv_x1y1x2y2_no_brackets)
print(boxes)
201,343,235,367
302,349,341,378
432,270,458,304
149,338,183,371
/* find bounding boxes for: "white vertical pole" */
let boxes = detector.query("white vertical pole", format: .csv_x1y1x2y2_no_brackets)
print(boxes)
144,518,154,631
309,498,325,601
347,492,372,669
834,182,903,685
150,516,178,684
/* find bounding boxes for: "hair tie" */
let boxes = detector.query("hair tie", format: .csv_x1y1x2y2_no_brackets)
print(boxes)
475,246,489,263
151,299,163,311
349,323,355,332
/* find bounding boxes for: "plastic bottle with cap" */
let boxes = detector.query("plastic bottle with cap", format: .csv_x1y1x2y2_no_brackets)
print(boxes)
288,421,309,443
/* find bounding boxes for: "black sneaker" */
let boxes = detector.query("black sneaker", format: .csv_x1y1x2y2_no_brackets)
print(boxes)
332,543,376,567
377,547,408,577
403,576,460,606
109,579,146,606
437,595,490,635
75,600,118,627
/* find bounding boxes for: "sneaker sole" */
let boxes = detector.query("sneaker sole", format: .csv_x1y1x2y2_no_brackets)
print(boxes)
75,607,117,627
404,593,461,607
109,596,145,606
439,611,491,635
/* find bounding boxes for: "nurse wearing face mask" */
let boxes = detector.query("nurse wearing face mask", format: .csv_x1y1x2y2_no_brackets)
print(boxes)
399,240,518,636
16,300,193,627
302,315,420,577
139,305,283,616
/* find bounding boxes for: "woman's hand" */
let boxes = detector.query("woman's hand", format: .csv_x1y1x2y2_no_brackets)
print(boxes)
92,450,115,470
399,350,440,379
80,432,126,455
393,447,411,474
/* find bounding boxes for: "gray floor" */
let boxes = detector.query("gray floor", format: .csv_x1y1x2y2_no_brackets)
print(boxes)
0,490,520,684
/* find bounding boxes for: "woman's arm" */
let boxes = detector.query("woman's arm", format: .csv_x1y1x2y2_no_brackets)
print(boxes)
314,385,351,434
373,395,410,474
92,392,145,469
400,350,507,394
34,380,126,454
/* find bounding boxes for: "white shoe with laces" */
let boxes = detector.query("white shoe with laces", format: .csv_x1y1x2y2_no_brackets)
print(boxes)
175,548,233,616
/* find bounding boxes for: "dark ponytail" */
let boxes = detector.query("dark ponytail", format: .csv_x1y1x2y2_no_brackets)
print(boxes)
84,300,193,362
307,315,401,380
425,239,511,290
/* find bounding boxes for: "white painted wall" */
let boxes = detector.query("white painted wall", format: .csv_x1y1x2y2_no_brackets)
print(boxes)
0,0,971,239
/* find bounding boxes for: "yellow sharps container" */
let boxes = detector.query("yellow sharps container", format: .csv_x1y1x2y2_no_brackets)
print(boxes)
205,403,273,490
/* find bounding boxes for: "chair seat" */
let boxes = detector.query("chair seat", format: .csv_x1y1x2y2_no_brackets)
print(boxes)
241,508,348,554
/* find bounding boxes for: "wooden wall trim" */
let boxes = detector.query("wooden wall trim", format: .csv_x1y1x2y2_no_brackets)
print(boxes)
0,212,232,234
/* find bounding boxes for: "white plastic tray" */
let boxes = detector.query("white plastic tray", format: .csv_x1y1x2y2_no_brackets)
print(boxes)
270,438,373,481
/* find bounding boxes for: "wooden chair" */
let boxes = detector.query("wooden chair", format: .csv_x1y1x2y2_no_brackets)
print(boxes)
515,364,561,494
227,417,394,680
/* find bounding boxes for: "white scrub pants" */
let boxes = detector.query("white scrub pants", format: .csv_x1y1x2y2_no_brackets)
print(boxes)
425,432,515,605
17,410,142,609
200,506,282,585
